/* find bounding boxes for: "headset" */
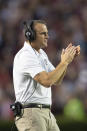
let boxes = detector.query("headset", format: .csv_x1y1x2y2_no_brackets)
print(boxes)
23,20,36,42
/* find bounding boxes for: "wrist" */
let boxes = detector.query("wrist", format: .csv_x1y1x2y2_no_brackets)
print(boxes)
60,61,69,66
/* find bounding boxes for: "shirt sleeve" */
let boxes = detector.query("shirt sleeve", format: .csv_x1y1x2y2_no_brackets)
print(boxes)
19,51,45,78
47,60,55,72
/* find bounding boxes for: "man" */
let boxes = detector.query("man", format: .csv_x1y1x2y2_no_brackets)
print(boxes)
13,20,80,131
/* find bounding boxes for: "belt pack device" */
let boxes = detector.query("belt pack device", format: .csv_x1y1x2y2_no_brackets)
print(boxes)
10,102,23,117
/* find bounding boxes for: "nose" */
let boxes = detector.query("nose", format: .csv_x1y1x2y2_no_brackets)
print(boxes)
45,33,49,39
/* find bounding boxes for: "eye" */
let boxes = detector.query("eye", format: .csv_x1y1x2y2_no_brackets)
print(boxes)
40,32,48,36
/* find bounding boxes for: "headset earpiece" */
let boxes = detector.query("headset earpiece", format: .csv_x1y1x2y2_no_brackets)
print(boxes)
23,20,36,42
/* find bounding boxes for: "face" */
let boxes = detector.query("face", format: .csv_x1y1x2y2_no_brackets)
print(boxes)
34,23,49,48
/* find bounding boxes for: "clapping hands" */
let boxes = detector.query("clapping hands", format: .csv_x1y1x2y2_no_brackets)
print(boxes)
61,43,80,65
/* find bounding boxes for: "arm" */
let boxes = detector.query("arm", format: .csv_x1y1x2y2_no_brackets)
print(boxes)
34,44,77,87
54,44,80,86
55,69,67,86
54,48,67,86
34,61,68,87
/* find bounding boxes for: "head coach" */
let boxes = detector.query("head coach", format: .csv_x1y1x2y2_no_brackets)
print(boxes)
12,20,80,131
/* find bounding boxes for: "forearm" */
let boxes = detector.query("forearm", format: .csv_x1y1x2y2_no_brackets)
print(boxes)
47,61,68,86
54,69,67,85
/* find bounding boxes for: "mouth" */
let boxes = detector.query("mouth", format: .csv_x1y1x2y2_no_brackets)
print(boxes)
43,40,48,47
44,39,48,43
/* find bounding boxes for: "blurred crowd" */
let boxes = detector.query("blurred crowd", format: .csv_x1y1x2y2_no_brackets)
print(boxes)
0,0,87,120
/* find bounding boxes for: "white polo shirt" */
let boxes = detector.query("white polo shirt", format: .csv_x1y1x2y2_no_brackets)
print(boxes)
13,41,55,105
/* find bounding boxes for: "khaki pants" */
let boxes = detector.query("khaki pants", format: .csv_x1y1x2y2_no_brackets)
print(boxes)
15,108,60,131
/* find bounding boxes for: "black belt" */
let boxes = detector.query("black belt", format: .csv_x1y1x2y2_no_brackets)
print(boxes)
22,103,51,109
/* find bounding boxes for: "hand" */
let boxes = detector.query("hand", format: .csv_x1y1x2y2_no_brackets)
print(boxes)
65,44,80,56
61,43,76,65
75,45,80,56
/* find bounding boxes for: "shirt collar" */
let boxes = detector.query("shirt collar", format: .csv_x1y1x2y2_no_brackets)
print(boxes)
24,41,42,56
24,41,32,50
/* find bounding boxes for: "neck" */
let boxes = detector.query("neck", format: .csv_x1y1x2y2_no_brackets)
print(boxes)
26,41,40,53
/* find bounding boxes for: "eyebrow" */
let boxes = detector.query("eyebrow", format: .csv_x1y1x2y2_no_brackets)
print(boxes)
36,31,48,35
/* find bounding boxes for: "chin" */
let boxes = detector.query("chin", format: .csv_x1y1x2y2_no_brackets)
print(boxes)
40,42,48,48
44,42,48,47
42,45,47,48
